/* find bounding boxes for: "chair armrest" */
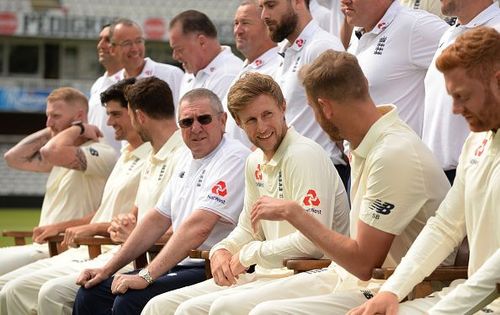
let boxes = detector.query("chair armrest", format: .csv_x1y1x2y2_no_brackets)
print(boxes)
189,249,210,260
284,258,332,274
497,283,500,293
372,266,468,282
73,236,121,259
46,234,66,257
2,230,33,246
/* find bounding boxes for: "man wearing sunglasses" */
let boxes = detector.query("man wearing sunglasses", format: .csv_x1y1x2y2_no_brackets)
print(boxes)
141,72,350,315
73,88,250,315
110,18,183,110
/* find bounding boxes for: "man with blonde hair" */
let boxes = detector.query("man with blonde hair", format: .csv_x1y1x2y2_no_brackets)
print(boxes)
2,87,116,276
350,26,500,315
141,72,349,315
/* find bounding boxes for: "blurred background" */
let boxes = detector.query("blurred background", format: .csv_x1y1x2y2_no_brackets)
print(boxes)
0,0,240,246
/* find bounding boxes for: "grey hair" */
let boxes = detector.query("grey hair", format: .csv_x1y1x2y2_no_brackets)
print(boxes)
178,88,224,119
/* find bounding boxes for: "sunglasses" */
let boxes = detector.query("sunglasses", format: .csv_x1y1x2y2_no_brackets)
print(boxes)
178,114,216,128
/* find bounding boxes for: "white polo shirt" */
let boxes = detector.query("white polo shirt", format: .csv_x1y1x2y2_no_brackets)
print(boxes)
381,130,500,304
348,1,448,136
210,128,350,278
223,47,282,148
135,130,184,219
399,0,446,18
178,46,243,101
275,20,345,165
114,57,184,112
88,71,122,153
349,105,449,268
422,3,500,170
90,142,151,223
155,136,250,250
310,0,331,31
328,0,344,38
39,140,117,227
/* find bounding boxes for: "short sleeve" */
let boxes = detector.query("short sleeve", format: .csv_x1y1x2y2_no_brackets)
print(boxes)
82,142,117,178
409,12,448,68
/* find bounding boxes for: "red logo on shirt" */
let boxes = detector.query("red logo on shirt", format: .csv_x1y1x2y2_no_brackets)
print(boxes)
211,181,227,197
377,22,387,30
303,189,320,207
475,138,488,157
295,38,304,48
254,59,263,67
255,164,263,181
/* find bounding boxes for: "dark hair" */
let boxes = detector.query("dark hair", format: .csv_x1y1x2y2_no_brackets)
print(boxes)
100,78,137,108
125,77,175,119
109,18,142,43
169,10,217,38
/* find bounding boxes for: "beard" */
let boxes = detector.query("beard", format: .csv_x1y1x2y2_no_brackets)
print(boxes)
268,10,298,43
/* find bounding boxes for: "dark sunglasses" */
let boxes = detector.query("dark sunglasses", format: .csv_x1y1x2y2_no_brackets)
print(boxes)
178,114,215,128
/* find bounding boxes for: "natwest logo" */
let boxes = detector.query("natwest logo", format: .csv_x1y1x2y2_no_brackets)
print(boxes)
255,164,263,181
211,181,227,197
303,189,320,207
295,38,304,48
475,138,488,157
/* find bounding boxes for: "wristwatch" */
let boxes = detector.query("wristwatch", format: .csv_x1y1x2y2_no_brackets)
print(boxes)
71,121,85,135
138,268,153,284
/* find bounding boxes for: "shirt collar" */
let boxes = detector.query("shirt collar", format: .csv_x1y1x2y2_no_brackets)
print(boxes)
353,104,398,158
358,0,401,36
151,129,183,163
280,20,320,54
197,46,233,77
460,3,500,29
122,142,152,162
262,127,298,167
244,47,279,70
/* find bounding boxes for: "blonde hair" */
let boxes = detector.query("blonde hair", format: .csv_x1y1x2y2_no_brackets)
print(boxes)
227,72,285,121
47,87,88,113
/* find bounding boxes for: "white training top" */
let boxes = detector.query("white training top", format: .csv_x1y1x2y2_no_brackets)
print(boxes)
430,249,500,314
114,57,183,112
223,47,282,148
348,1,448,136
422,3,500,170
90,142,151,223
178,46,243,102
348,105,450,269
381,130,500,304
210,128,350,278
134,130,185,219
399,0,447,18
275,20,345,165
88,71,121,153
155,136,250,250
39,140,117,227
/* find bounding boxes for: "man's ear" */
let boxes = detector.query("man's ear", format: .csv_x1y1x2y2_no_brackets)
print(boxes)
135,109,147,124
317,97,334,119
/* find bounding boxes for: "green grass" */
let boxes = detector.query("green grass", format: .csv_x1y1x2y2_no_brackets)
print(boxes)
0,208,40,247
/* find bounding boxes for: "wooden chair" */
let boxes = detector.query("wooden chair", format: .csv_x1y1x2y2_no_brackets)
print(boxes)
284,239,470,300
2,230,66,257
189,249,212,279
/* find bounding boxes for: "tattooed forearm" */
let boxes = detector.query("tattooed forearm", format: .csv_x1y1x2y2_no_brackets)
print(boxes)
4,128,52,171
66,148,88,171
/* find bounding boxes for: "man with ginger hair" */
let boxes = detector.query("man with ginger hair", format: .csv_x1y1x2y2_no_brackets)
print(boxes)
350,26,500,315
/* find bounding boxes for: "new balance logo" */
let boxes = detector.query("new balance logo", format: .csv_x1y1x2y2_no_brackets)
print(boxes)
211,181,227,197
89,148,99,156
303,189,320,207
374,36,387,55
369,199,394,215
255,164,263,181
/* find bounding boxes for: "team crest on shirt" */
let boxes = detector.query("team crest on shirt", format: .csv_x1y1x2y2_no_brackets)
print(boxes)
208,180,227,204
255,164,264,187
158,164,167,181
303,189,322,215
292,56,301,73
197,169,206,187
374,36,387,55
470,138,488,165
